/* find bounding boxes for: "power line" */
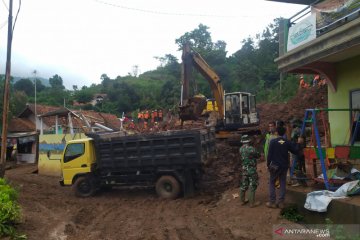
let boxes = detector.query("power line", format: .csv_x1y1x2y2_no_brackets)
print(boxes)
12,0,21,32
1,0,8,10
0,0,21,32
93,0,244,18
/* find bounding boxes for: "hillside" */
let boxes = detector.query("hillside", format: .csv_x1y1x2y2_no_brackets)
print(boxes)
12,76,50,87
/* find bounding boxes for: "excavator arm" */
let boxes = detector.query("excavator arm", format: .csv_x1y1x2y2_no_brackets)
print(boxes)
191,52,224,119
179,43,224,122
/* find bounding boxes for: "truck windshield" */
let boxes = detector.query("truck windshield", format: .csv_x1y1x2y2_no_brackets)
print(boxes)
64,143,85,163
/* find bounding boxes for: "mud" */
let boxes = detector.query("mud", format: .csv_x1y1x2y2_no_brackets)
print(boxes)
3,86,327,240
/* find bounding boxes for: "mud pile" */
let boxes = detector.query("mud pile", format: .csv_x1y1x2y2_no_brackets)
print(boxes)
257,85,328,132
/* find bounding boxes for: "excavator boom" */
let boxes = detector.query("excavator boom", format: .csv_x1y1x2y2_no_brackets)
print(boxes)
179,44,224,122
192,52,224,119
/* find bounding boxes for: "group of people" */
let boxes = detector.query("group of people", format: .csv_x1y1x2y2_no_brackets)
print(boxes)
299,74,326,89
238,120,306,209
137,109,164,128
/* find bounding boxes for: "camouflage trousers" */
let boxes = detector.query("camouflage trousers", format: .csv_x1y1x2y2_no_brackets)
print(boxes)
240,173,259,192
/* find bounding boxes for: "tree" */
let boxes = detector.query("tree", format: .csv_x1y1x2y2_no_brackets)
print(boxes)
74,91,93,103
100,74,112,90
175,24,213,53
35,79,46,92
11,91,28,116
13,78,34,96
174,24,229,99
49,74,65,89
160,79,181,108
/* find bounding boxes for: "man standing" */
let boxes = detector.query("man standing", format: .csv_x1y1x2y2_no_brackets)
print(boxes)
264,121,276,160
266,126,299,209
264,121,280,188
239,135,261,208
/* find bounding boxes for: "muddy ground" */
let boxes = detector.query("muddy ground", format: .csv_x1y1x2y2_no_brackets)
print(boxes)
5,161,295,240
3,86,327,240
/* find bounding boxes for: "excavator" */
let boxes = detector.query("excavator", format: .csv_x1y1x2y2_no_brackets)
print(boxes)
179,43,260,138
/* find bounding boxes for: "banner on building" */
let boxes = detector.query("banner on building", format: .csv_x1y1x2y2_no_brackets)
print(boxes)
287,14,316,51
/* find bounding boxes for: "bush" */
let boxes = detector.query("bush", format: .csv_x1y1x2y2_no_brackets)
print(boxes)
0,178,26,239
280,204,304,222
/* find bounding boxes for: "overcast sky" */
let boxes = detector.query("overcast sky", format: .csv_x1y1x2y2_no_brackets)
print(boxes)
0,0,305,89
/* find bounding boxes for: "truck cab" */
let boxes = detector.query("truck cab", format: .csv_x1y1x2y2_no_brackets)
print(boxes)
60,138,96,186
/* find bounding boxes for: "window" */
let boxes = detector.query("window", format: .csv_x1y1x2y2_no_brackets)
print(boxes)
350,90,360,142
64,143,85,163
225,94,240,112
241,95,249,114
17,136,36,154
250,95,256,112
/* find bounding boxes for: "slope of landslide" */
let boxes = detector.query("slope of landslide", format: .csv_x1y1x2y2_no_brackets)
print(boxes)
257,85,328,132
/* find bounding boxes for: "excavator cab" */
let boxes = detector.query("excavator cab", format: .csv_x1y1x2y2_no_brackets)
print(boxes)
223,92,259,130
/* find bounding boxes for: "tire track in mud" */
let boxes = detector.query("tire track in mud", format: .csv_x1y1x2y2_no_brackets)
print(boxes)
6,165,269,240
63,193,235,240
176,227,199,240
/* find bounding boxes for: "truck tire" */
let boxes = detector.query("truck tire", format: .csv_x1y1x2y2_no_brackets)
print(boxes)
73,176,96,197
155,175,181,199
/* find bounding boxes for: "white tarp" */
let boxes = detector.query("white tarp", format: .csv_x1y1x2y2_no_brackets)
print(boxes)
304,180,360,212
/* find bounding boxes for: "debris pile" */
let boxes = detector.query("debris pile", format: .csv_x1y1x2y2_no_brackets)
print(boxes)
257,86,328,132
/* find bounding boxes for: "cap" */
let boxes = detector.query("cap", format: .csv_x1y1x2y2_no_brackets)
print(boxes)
241,135,251,143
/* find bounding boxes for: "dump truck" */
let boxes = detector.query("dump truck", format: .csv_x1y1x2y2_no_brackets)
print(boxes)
59,129,216,199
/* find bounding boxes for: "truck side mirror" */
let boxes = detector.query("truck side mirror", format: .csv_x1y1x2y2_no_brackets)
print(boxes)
47,151,51,158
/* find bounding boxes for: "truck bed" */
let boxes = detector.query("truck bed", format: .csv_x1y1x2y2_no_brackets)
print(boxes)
86,129,216,174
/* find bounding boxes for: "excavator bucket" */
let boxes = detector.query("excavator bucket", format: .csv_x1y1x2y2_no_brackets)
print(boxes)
179,95,207,122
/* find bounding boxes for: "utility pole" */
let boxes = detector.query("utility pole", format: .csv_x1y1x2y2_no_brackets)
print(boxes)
33,70,37,130
0,0,13,177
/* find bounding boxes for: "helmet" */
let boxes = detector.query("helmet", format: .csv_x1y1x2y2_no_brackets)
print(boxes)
241,135,251,143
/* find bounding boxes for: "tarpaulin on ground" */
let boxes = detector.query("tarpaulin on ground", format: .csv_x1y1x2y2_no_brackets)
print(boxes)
304,180,360,212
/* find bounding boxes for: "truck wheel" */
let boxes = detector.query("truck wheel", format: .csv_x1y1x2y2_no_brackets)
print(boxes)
156,175,181,199
73,176,96,197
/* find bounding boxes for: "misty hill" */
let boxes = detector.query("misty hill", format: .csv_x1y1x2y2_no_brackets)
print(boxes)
12,76,50,87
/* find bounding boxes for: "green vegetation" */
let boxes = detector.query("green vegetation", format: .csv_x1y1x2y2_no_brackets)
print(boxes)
280,205,304,222
0,178,26,239
0,18,300,119
325,218,360,240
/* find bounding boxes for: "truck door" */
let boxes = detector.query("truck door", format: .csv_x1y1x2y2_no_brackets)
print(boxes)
62,142,92,185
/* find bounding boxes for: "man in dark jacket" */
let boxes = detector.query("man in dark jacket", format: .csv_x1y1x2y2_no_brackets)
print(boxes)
266,126,299,209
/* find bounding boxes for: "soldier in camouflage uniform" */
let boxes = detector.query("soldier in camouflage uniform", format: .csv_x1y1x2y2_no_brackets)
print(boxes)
239,135,261,208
